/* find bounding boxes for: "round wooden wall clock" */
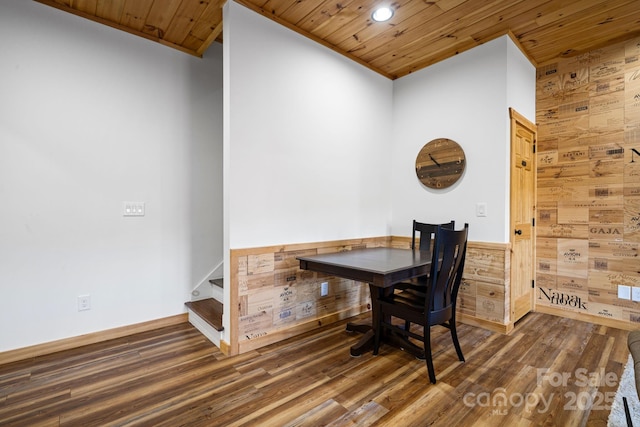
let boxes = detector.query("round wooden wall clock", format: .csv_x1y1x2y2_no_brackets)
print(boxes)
415,138,466,189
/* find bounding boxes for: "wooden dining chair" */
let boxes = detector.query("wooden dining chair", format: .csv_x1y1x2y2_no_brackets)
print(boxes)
394,220,455,294
373,223,469,384
412,220,455,251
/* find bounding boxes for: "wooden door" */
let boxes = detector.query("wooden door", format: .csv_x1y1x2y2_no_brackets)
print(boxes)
509,108,536,324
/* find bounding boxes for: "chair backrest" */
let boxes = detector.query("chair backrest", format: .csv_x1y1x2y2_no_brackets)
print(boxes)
426,223,468,325
411,220,455,251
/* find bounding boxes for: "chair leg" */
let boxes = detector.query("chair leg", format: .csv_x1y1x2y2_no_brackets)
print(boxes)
424,326,436,384
404,320,411,331
450,319,465,362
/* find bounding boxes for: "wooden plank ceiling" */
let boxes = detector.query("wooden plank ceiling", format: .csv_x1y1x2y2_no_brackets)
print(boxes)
34,0,640,79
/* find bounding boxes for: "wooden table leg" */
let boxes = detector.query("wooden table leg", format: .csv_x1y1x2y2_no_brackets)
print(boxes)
345,322,371,334
347,325,425,358
346,284,386,357
345,284,426,359
385,333,425,359
349,329,375,357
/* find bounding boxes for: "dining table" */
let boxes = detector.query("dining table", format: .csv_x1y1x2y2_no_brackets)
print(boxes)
297,247,432,358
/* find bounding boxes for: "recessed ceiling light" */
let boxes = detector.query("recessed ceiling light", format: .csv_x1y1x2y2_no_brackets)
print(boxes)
372,6,394,22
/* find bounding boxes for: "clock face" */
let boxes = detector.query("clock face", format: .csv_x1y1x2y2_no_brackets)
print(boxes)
415,138,466,189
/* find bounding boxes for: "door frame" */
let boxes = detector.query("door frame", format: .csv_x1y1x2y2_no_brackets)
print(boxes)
509,108,537,324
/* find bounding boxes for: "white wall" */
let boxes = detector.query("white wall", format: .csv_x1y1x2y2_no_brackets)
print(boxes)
224,2,394,251
223,1,393,340
390,36,535,243
0,0,223,352
0,0,534,353
506,40,536,122
221,3,534,340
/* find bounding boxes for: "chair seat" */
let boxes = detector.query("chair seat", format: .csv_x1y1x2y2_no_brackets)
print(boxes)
391,289,427,309
394,275,428,294
383,288,455,324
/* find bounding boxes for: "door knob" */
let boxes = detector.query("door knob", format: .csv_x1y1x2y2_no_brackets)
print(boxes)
515,229,522,235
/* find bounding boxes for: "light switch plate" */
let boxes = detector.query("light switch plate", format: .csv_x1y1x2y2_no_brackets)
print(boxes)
123,201,145,217
632,287,640,302
476,202,487,217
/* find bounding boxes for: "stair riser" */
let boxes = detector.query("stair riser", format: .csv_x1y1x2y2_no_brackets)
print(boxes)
188,310,221,348
211,285,223,304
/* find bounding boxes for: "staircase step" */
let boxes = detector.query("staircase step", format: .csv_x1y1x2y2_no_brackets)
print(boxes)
185,298,223,331
209,278,224,289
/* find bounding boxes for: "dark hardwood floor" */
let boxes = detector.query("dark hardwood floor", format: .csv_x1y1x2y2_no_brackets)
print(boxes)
0,311,631,426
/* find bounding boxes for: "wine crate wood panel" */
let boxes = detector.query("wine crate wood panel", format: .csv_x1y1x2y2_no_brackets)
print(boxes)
394,238,511,330
536,36,640,328
229,237,389,355
227,238,511,355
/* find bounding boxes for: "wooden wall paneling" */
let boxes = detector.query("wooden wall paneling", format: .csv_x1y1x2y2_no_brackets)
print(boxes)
457,280,476,317
225,238,512,355
474,282,506,323
397,238,512,329
228,237,389,355
408,240,512,331
535,35,640,330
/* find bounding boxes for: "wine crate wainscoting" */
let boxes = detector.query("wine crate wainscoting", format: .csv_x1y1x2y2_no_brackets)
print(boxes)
225,237,512,356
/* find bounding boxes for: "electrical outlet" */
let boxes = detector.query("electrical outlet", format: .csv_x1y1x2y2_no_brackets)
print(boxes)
78,294,91,311
632,287,640,302
618,285,631,300
320,282,329,297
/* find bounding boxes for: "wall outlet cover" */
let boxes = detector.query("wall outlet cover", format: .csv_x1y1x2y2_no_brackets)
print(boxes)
77,294,91,311
320,282,329,297
618,285,631,300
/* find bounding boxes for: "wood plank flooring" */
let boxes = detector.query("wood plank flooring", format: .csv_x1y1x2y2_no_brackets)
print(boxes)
0,312,631,426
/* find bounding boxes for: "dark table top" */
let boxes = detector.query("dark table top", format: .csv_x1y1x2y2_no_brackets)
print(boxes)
297,247,432,288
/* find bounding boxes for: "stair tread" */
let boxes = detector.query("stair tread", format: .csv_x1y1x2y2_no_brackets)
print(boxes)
185,298,224,331
209,278,224,289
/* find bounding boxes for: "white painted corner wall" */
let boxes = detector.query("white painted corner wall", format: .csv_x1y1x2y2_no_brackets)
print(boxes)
390,36,536,243
0,0,223,352
0,0,534,353
225,1,535,251
223,1,534,337
224,1,394,251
